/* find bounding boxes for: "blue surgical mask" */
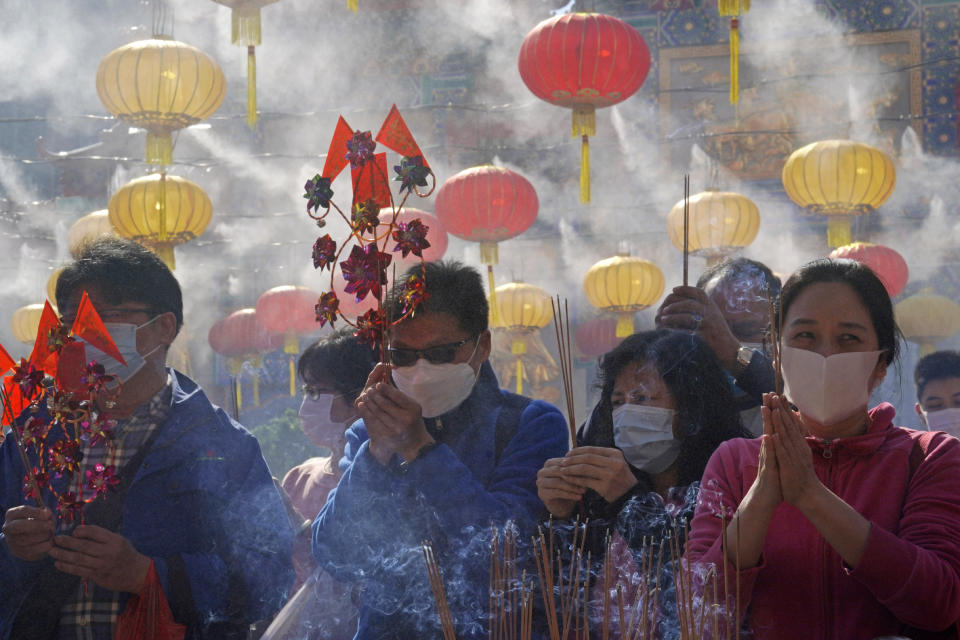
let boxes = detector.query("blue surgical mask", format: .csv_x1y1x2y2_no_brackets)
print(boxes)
83,317,163,384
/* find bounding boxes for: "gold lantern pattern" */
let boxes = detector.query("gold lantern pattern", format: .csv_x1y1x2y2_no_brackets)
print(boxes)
96,37,226,165
895,292,960,356
11,304,45,344
108,173,213,270
667,189,760,266
584,254,665,338
211,0,280,129
781,140,896,248
67,210,117,258
489,282,558,395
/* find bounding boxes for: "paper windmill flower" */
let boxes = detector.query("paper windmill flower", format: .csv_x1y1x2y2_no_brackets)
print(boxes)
23,468,48,502
312,235,337,270
48,439,83,475
340,244,392,302
391,219,431,258
18,416,49,448
345,130,376,169
354,308,386,349
398,273,430,315
315,291,340,328
85,463,119,498
394,155,430,194
82,417,115,447
351,199,381,236
82,361,116,393
12,359,45,399
57,491,84,523
304,175,334,214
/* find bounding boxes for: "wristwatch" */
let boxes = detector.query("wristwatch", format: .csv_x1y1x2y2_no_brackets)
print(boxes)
735,345,755,374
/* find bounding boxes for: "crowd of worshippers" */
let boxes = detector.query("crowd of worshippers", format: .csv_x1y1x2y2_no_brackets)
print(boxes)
1,236,959,640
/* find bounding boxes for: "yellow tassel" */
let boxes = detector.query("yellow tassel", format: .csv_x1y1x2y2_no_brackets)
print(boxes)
236,378,243,412
515,358,523,395
252,373,260,407
247,46,258,130
232,7,262,46
479,242,499,265
729,18,739,105
153,245,176,271
158,171,167,243
347,0,358,11
718,0,749,16
571,107,596,137
289,357,296,397
511,339,527,356
488,265,499,327
615,313,634,338
580,134,590,204
145,131,173,166
826,217,852,248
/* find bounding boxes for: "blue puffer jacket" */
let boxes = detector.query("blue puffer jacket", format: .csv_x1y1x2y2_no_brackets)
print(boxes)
0,370,294,639
312,362,569,640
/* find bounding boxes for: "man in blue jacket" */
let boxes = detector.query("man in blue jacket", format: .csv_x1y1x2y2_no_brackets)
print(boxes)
312,260,569,639
0,237,293,639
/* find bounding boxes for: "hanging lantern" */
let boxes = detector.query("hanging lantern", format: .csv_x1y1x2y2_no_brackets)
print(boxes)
378,207,449,267
895,292,960,356
518,13,650,203
108,173,213,270
584,254,664,338
718,0,750,106
829,242,908,298
209,308,283,409
96,37,226,165
46,267,64,309
66,210,117,258
490,282,554,394
434,165,539,325
11,304,45,344
782,140,896,248
255,285,321,396
667,189,760,266
211,1,280,129
575,315,624,360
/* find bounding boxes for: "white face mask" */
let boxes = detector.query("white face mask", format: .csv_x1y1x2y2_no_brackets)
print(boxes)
82,318,163,384
299,394,348,447
922,407,960,437
391,342,480,418
781,345,884,426
612,404,681,473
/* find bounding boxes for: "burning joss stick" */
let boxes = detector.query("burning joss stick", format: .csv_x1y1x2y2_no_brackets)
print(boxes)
422,541,457,640
683,174,690,287
550,297,577,447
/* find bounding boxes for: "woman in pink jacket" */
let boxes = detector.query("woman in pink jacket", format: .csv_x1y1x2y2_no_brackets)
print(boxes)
685,258,960,639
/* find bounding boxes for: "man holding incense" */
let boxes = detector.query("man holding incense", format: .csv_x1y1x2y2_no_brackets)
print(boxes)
312,260,568,639
656,257,780,435
0,237,293,639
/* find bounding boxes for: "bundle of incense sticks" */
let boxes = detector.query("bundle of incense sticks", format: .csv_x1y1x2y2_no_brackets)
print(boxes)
767,294,784,394
550,296,578,446
683,174,691,287
489,525,535,640
422,541,458,640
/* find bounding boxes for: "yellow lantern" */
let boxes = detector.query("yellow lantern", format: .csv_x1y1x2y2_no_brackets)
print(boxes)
895,292,960,356
67,210,117,258
96,37,226,165
45,267,64,309
490,282,554,394
781,140,896,248
11,304,44,344
667,189,760,266
108,173,213,270
212,0,279,129
584,254,665,338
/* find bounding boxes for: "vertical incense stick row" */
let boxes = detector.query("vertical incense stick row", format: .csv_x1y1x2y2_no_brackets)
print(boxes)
422,542,457,640
683,174,690,287
551,296,578,446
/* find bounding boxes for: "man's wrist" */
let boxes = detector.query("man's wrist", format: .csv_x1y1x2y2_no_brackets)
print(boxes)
398,437,437,466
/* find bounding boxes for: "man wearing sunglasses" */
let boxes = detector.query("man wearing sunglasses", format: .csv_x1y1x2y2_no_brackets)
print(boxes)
312,260,568,639
0,237,293,639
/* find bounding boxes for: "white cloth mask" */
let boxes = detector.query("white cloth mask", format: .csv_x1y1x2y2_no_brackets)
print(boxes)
922,407,960,438
82,318,162,384
781,346,884,426
391,342,480,418
299,394,348,447
612,404,681,473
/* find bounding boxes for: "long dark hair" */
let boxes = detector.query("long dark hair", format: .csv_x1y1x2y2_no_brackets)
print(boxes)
581,328,747,487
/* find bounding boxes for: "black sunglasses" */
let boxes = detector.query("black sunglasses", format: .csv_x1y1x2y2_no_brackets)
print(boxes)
388,338,473,367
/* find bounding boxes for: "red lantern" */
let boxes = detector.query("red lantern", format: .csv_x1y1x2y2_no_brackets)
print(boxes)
209,308,283,409
378,207,449,266
519,13,651,203
575,315,624,360
434,165,538,324
828,242,908,298
256,285,320,395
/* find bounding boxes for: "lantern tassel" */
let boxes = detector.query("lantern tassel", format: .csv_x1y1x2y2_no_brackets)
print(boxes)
253,372,260,407
231,7,262,46
289,357,296,397
236,377,243,413
729,18,739,106
158,171,167,243
516,358,524,395
145,132,173,166
247,46,258,130
615,313,634,338
511,338,527,395
347,0,358,11
827,217,852,248
580,135,590,204
572,108,595,205
488,265,499,327
154,245,176,271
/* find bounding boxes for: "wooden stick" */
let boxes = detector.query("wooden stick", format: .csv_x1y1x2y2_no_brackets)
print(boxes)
0,387,43,503
683,174,690,287
422,542,458,640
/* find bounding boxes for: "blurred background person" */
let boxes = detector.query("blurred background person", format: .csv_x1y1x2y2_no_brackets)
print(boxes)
914,350,960,437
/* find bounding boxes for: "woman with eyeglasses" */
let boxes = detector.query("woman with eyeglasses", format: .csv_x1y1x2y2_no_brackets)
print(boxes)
685,259,960,639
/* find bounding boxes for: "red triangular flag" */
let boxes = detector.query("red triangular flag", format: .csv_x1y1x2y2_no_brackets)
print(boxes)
27,301,61,375
71,291,126,366
322,116,354,180
57,341,89,394
2,377,27,426
351,153,391,210
375,104,428,167
0,342,14,377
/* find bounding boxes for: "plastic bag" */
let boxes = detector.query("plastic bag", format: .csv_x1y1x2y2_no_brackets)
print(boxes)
114,560,187,640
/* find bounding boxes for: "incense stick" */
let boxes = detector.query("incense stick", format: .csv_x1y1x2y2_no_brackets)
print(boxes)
422,541,457,640
550,297,578,446
683,174,691,287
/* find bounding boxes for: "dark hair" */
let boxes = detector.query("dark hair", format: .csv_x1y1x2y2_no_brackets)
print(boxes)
55,236,183,332
914,350,960,399
697,257,782,300
583,329,747,487
775,259,900,366
389,260,489,337
298,327,378,404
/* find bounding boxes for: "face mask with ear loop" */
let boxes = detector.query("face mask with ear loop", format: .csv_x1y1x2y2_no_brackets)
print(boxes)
781,346,885,426
391,340,481,418
82,317,165,384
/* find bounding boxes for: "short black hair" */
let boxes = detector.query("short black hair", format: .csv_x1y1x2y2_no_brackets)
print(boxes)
697,257,782,300
585,328,747,487
775,258,900,367
915,350,960,399
297,327,378,403
55,236,183,332
389,260,489,337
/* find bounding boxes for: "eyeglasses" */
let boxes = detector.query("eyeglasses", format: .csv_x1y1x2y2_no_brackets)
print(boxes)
300,385,345,402
60,306,155,327
388,338,473,367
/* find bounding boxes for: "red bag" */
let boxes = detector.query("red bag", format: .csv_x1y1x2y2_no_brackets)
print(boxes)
114,560,187,640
